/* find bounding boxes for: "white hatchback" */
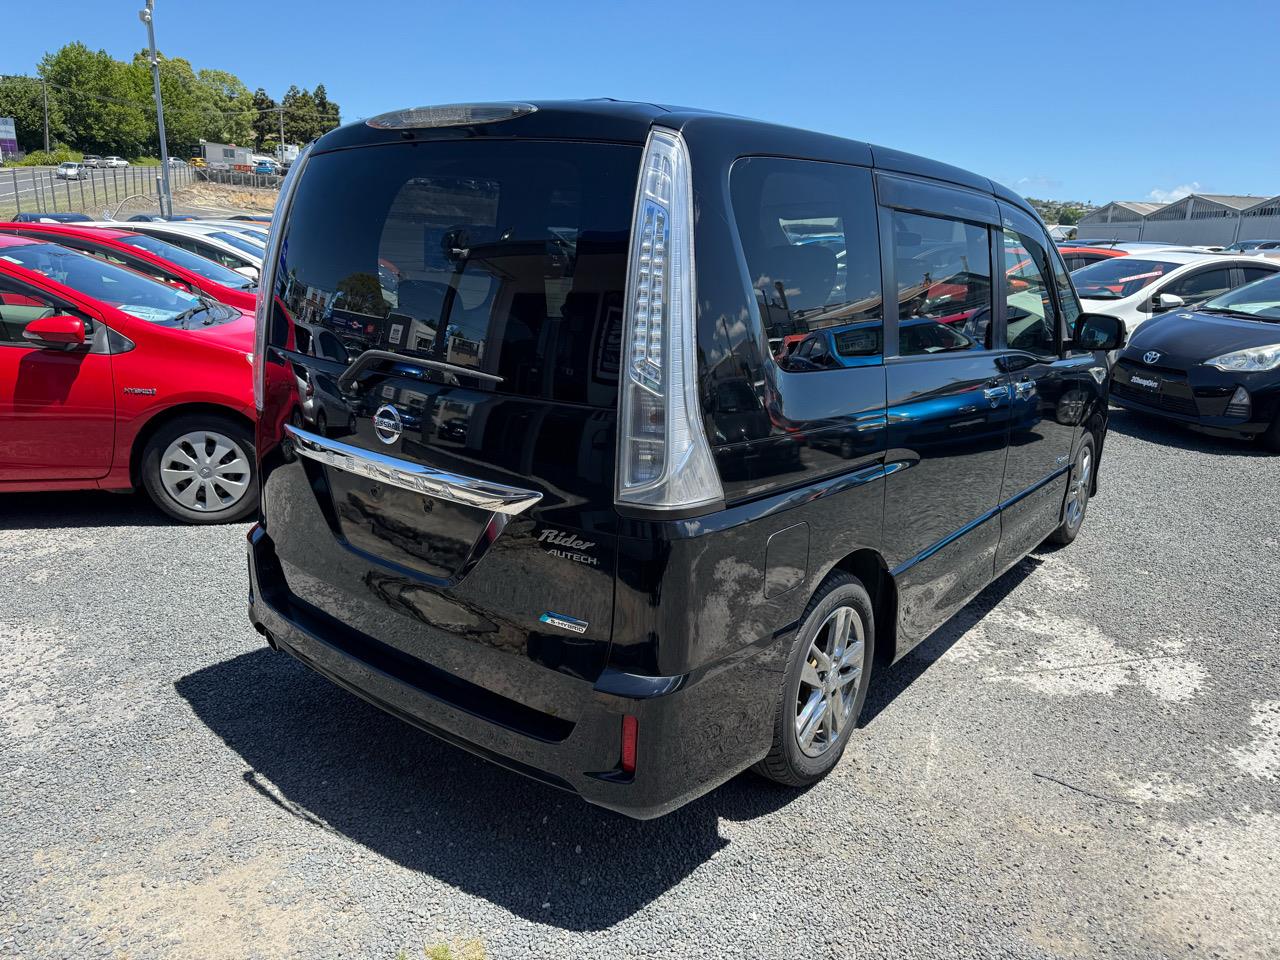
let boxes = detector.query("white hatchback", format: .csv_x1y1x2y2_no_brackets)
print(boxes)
1072,252,1280,334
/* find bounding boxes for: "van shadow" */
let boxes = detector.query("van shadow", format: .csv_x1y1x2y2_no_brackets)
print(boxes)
1106,407,1270,457
0,490,179,529
175,647,796,931
860,553,1041,725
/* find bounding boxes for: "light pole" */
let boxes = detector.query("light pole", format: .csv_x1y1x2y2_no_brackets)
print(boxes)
138,0,173,216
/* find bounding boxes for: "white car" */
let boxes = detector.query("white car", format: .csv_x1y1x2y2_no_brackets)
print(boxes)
91,220,264,281
54,162,86,180
103,156,130,168
1071,252,1280,334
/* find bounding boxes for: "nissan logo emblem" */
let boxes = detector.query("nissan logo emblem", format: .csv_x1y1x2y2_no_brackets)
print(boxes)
372,404,403,444
1143,351,1161,365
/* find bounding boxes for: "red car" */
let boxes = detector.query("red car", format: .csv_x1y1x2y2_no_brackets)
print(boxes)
0,221,258,312
1057,245,1129,272
0,235,258,523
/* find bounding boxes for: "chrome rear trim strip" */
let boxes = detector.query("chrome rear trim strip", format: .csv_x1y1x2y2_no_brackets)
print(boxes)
284,425,542,516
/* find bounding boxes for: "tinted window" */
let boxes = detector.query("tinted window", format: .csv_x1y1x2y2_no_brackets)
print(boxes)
210,231,265,256
1050,246,1082,335
1166,268,1232,302
1242,266,1278,285
270,140,639,407
731,158,882,370
0,242,214,326
116,233,253,287
892,210,992,354
1071,258,1178,300
1003,229,1059,357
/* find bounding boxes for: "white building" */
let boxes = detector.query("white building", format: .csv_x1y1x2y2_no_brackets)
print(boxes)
1140,194,1264,246
1237,195,1280,243
1076,194,1274,246
1075,201,1164,241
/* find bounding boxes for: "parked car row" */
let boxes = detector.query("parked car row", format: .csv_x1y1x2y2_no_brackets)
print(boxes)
0,219,265,522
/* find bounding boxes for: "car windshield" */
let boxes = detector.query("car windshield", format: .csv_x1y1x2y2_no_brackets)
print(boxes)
115,233,254,288
1071,258,1180,300
1199,272,1280,321
210,230,265,255
0,242,218,325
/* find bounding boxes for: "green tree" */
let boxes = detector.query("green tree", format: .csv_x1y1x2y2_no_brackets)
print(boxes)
281,85,317,143
313,83,341,135
196,69,254,147
249,87,278,151
39,42,150,156
0,77,68,153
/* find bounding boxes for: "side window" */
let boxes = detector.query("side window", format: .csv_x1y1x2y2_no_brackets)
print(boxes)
1167,268,1233,303
1049,246,1082,339
0,279,60,345
1242,266,1276,285
891,210,992,354
1002,229,1059,357
731,158,883,372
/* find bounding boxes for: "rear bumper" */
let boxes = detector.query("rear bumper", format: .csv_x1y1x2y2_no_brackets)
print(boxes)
246,525,783,819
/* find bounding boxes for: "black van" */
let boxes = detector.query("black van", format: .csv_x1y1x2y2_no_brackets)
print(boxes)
248,100,1124,818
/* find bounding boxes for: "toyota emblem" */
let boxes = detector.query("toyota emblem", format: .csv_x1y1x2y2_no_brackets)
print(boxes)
1143,351,1161,365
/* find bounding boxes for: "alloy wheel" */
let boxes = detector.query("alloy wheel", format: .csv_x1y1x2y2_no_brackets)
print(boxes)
1065,446,1092,530
795,605,865,758
159,430,252,513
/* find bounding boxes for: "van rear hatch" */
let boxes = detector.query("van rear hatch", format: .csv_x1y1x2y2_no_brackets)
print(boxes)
257,136,640,732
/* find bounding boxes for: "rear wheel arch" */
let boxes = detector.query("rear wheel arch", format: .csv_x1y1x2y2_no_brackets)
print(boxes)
826,548,897,672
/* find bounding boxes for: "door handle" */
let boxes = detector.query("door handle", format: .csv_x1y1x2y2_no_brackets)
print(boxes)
982,384,1008,403
1014,377,1036,399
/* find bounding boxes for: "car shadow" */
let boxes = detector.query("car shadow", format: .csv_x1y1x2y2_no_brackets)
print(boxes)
176,647,797,931
0,490,181,529
860,554,1041,726
1106,407,1271,457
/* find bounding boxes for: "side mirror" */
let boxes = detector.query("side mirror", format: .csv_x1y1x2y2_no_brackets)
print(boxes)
23,314,87,349
234,265,260,282
1153,292,1185,310
1073,313,1127,352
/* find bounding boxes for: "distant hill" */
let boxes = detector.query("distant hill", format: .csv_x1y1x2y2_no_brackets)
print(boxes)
1026,198,1097,226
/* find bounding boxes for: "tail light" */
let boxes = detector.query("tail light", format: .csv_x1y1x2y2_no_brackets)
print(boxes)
615,128,723,513
253,143,312,412
620,715,639,774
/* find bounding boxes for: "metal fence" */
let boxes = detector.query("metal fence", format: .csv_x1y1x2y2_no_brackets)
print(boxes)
195,167,283,191
1,163,197,219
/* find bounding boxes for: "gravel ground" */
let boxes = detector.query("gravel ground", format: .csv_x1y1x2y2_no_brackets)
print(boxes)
2,409,1278,960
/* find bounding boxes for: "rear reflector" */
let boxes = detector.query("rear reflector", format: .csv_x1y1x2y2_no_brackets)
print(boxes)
620,715,639,774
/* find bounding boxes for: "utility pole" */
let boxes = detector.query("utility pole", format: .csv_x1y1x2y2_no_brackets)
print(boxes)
138,0,173,217
278,105,285,161
42,80,50,152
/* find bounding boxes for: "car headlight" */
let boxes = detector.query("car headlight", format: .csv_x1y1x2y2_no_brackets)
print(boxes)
1205,344,1280,372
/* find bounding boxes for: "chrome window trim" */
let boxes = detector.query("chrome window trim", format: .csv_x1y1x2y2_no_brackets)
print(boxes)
283,425,542,516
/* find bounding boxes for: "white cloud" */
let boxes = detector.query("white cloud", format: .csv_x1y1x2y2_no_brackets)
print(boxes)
1147,181,1201,203
1014,175,1063,192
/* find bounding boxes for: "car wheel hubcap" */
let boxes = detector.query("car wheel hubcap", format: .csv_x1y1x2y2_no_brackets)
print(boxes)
795,605,864,758
1065,447,1091,529
160,430,251,513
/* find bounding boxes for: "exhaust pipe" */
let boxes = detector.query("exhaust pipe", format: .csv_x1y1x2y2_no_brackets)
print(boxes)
253,621,278,651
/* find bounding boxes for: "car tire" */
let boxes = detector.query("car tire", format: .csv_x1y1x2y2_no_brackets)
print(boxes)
1049,432,1096,545
754,572,875,787
140,414,258,524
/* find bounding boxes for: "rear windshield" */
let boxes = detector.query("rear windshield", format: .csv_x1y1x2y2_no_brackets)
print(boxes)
116,232,255,288
1071,257,1179,300
211,230,265,255
267,139,640,406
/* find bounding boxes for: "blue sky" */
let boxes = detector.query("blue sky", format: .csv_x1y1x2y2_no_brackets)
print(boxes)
12,0,1279,203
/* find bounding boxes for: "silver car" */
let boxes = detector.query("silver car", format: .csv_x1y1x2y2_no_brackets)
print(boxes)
54,162,85,180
